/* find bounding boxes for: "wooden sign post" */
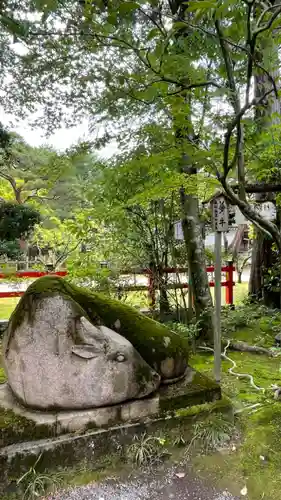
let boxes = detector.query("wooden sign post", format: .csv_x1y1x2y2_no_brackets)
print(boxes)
210,194,229,383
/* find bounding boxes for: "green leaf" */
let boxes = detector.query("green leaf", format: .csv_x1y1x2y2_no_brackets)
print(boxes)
119,2,140,14
107,12,118,25
215,0,236,17
0,15,30,38
173,21,188,30
147,28,160,41
34,0,58,11
187,0,217,11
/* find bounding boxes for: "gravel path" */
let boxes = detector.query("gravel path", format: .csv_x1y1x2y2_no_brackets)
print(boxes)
45,463,238,500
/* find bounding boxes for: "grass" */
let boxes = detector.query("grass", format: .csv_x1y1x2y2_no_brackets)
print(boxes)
233,281,248,304
0,298,19,320
191,403,281,500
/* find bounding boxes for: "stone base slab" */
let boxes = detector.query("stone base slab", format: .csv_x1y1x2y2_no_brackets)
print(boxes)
0,396,232,494
0,368,220,437
0,369,224,494
0,383,160,434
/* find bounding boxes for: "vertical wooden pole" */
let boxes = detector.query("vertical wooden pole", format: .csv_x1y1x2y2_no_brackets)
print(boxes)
214,231,222,383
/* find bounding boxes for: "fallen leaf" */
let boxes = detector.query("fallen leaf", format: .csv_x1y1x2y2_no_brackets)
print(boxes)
175,472,185,479
240,485,248,496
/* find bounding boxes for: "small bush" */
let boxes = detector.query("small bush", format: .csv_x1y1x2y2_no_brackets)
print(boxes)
187,413,234,453
16,454,62,499
127,434,167,466
221,303,278,335
167,321,199,341
173,435,187,447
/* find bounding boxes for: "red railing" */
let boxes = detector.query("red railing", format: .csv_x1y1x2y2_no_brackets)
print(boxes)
120,264,235,307
0,271,67,298
0,264,235,305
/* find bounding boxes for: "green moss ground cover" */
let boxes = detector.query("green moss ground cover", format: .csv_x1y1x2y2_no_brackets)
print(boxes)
189,306,281,500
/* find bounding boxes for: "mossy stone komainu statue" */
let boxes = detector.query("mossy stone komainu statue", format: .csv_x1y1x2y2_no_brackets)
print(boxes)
3,277,189,410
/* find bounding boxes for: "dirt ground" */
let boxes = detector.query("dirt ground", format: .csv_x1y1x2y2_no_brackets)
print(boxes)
45,462,238,500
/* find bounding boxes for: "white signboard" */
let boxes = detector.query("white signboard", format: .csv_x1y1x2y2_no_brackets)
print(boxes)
212,196,229,232
174,221,184,240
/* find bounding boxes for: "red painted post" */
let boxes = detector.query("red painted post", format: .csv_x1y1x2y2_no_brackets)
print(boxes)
225,261,234,307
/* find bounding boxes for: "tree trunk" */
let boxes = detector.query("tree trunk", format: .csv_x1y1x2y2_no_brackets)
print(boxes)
158,267,170,322
168,0,215,343
249,227,280,306
250,5,281,304
249,229,264,299
180,188,214,343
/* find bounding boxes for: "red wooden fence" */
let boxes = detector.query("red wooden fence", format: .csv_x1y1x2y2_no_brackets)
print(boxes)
0,265,235,305
0,271,67,298
120,264,235,307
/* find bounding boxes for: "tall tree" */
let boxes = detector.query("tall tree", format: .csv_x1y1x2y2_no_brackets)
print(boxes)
249,1,281,303
2,1,281,315
0,201,40,258
2,0,219,340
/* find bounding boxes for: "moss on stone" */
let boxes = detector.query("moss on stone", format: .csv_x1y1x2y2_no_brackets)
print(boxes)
175,396,233,419
159,370,221,413
0,340,6,384
0,408,56,447
135,363,156,392
7,276,189,374
0,367,6,384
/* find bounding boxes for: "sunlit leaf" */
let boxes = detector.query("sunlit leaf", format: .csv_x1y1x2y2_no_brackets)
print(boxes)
118,2,140,14
187,0,217,12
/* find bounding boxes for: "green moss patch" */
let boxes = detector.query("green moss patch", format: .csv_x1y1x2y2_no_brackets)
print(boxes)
0,368,6,384
176,396,233,419
188,321,281,500
6,276,189,375
159,370,221,412
190,349,281,407
193,403,281,500
0,408,56,447
222,305,281,348
0,342,7,384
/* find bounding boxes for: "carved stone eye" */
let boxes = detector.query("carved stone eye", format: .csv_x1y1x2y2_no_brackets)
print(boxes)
115,353,126,362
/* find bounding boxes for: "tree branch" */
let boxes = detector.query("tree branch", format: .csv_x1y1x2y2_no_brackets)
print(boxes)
54,240,81,268
256,3,281,27
223,88,275,178
245,1,255,107
231,182,281,193
0,170,17,190
220,179,281,249
255,5,281,35
180,19,278,99
138,6,167,37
